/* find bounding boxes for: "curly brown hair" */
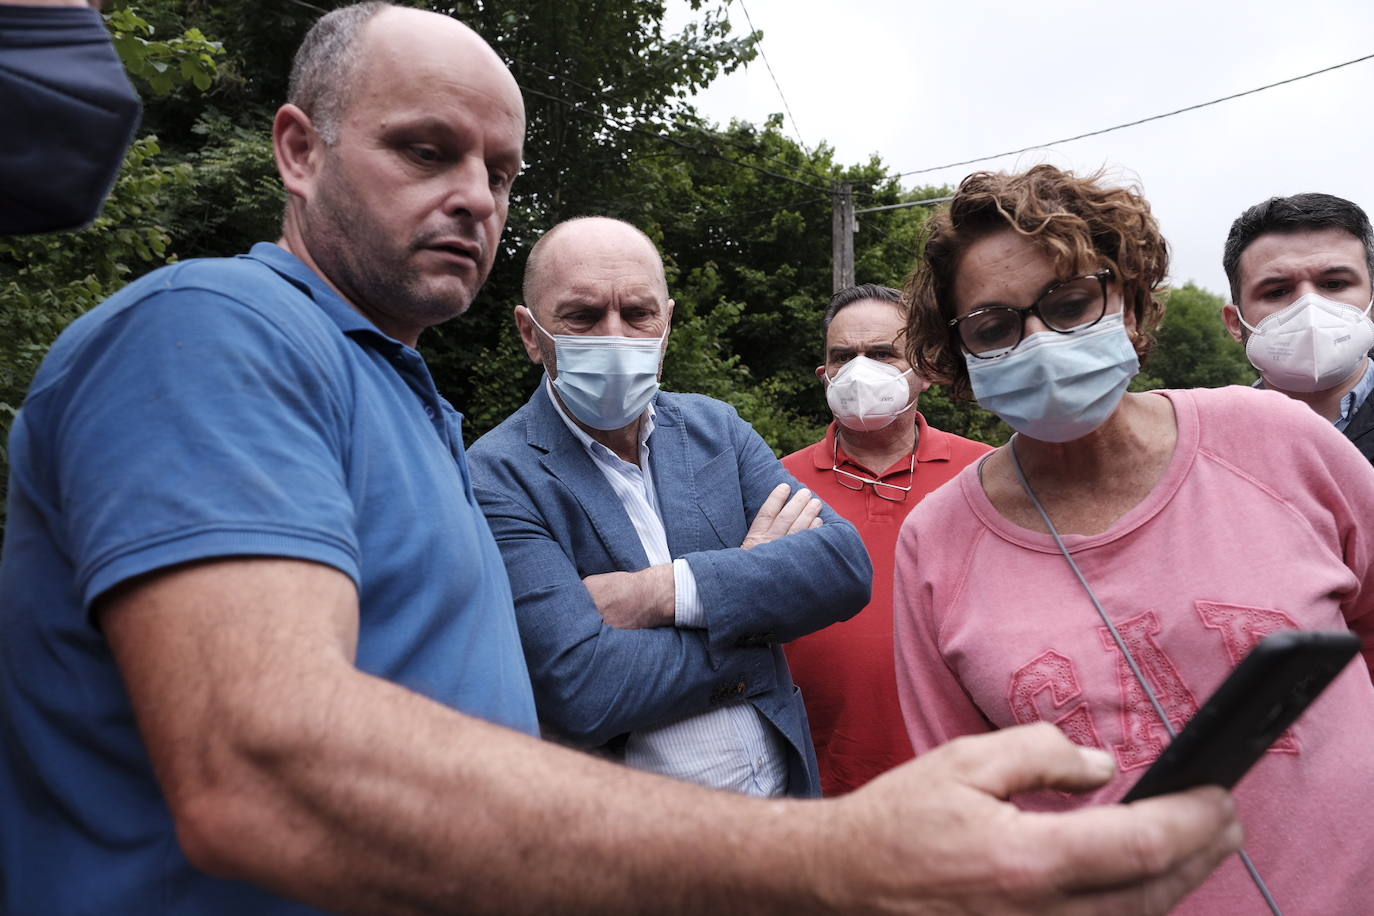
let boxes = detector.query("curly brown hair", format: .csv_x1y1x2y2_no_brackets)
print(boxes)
904,164,1169,399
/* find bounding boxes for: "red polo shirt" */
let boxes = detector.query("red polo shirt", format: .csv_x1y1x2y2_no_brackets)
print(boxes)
782,414,992,795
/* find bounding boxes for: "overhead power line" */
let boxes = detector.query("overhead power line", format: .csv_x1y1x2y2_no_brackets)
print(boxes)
893,51,1374,179
515,70,894,204
735,193,832,218
733,0,810,155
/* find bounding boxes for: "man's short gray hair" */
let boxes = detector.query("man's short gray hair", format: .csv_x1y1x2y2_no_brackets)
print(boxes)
287,2,393,145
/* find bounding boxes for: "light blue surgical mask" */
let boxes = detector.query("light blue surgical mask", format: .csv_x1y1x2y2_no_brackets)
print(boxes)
527,311,667,430
965,312,1139,443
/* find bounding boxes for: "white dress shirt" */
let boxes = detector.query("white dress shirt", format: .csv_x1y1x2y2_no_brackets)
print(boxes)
545,377,788,796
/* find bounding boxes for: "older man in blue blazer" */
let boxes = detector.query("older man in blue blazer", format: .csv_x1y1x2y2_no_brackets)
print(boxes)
469,217,872,797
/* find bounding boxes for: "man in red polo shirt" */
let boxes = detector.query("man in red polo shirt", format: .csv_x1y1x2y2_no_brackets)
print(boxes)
783,283,992,795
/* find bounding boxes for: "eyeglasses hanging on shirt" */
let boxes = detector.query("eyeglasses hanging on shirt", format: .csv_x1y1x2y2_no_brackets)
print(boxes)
829,438,916,502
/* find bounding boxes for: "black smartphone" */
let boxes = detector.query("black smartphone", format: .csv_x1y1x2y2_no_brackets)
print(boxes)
1120,629,1361,803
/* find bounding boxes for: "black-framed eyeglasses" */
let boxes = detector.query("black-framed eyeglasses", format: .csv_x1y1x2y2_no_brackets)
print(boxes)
830,438,916,502
948,268,1114,359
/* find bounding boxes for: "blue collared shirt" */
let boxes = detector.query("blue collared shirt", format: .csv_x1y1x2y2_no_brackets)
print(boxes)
1337,360,1374,432
0,244,537,915
1252,357,1374,431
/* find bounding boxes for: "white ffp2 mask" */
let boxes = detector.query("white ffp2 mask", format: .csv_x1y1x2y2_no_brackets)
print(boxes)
1238,292,1374,393
825,356,916,432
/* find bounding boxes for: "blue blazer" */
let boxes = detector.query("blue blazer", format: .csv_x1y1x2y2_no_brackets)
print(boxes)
469,386,873,797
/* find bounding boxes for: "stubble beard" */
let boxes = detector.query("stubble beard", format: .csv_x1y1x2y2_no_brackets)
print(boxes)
308,169,482,333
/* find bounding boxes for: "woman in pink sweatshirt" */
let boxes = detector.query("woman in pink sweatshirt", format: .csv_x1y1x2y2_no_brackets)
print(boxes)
894,164,1374,915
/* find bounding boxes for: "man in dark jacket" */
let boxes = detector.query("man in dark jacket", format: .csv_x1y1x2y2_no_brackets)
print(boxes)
1222,193,1374,462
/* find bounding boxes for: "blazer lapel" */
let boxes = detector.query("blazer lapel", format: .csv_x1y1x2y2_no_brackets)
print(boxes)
527,385,651,571
650,396,729,557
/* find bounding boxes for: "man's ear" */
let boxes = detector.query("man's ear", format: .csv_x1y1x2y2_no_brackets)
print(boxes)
1221,303,1246,344
273,104,325,202
514,305,544,364
653,299,675,377
815,364,828,381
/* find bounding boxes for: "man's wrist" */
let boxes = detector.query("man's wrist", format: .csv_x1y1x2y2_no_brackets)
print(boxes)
583,566,678,629
645,563,676,626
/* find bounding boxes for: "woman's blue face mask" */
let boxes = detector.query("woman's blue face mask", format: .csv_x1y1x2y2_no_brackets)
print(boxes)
965,313,1139,443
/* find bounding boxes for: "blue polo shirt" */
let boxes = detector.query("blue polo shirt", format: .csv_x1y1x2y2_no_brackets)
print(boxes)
0,243,537,913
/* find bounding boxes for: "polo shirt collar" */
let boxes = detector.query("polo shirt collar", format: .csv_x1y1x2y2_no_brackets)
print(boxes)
243,241,407,349
817,412,952,478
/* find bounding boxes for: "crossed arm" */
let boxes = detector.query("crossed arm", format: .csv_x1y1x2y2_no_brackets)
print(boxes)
584,482,824,629
472,487,789,743
571,409,873,651
100,555,1241,915
477,475,866,744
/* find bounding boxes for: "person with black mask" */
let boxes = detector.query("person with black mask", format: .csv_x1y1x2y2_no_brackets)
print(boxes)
0,0,141,234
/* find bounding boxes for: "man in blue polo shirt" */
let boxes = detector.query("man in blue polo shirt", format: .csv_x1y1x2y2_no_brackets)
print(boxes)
0,3,1243,914
0,4,535,912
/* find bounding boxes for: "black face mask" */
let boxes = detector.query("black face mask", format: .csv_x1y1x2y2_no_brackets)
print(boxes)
0,5,143,235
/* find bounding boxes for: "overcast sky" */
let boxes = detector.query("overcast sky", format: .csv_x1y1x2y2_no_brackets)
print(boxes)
665,0,1374,300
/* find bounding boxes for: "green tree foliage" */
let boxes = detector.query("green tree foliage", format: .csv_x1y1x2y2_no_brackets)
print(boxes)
0,139,193,415
650,129,962,454
1144,283,1257,390
2,0,1257,547
0,7,221,531
918,384,1013,447
107,7,222,95
0,5,222,412
424,0,771,440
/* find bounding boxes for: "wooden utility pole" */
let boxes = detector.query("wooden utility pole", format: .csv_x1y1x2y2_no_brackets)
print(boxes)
832,191,956,293
831,180,855,293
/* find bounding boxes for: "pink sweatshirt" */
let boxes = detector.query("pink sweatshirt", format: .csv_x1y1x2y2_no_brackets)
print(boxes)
894,386,1374,914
